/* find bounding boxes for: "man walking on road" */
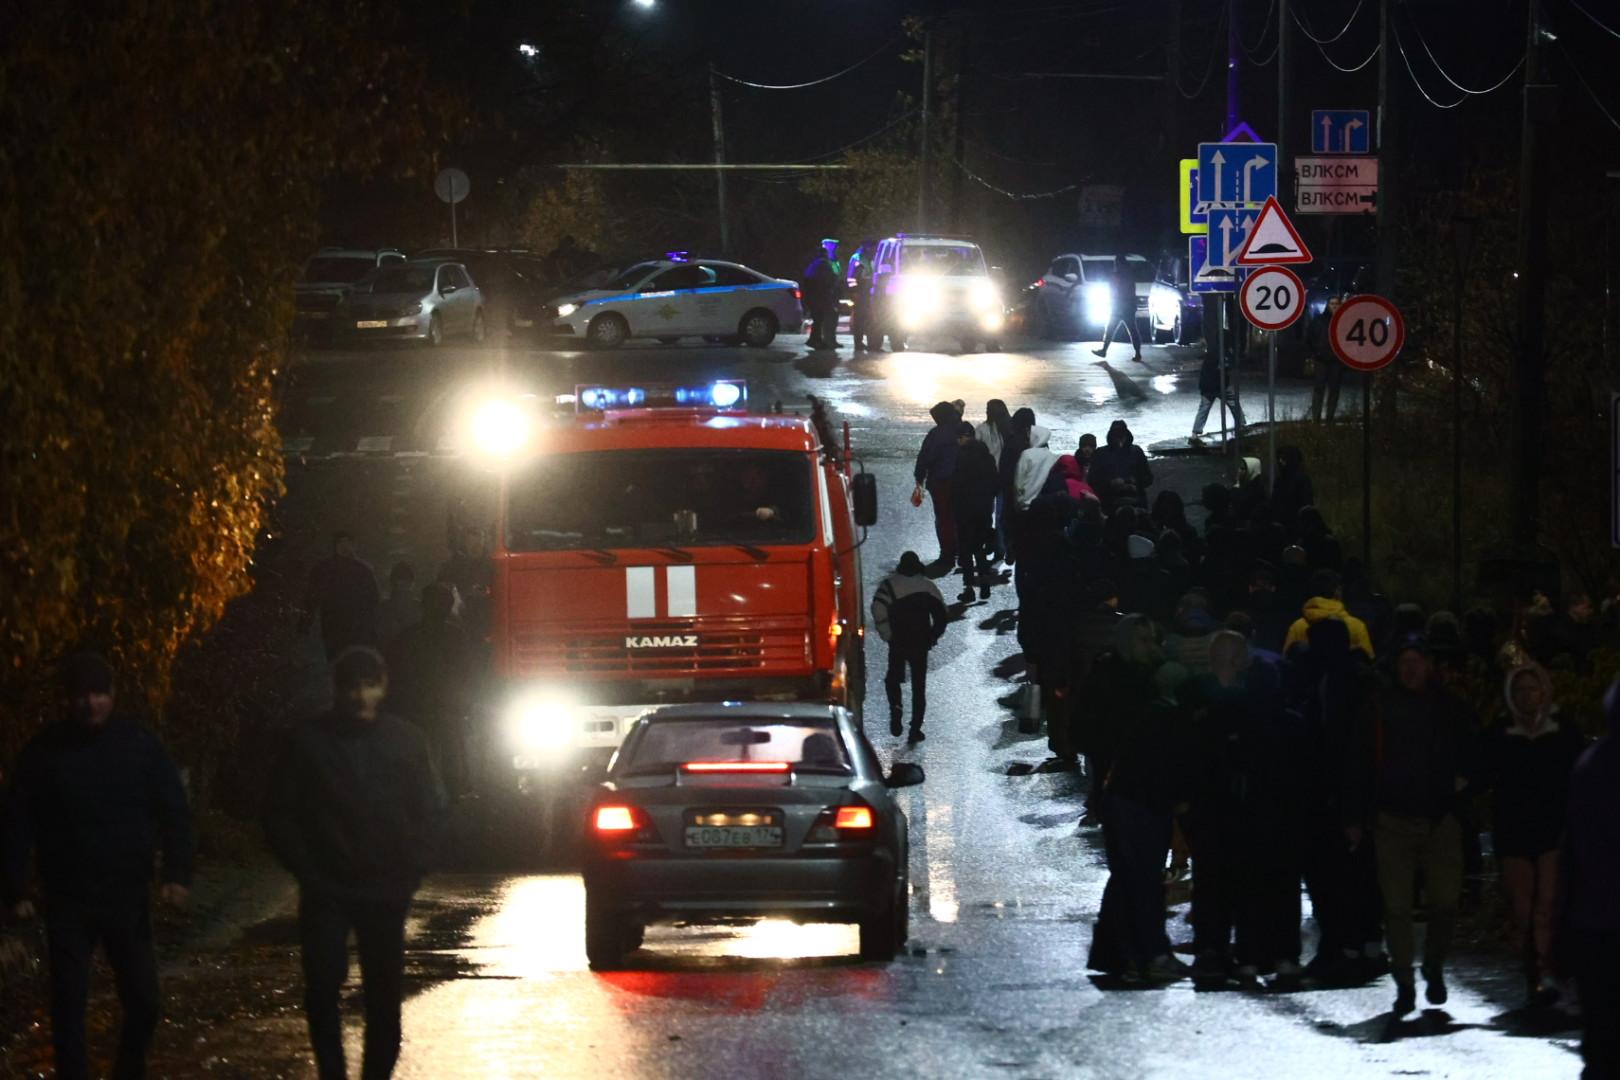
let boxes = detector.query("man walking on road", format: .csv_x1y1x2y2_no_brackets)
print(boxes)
3,651,193,1080
1308,295,1346,422
1091,256,1144,363
264,647,445,1080
1191,337,1245,442
914,401,965,570
951,420,1000,602
849,239,878,353
871,552,949,743
299,530,381,662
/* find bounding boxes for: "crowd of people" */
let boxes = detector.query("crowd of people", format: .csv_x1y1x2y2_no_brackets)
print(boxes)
893,395,1619,1064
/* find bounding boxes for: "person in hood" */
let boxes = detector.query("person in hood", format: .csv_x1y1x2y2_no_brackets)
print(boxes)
1349,634,1479,1016
978,400,1014,560
1283,570,1375,659
1270,446,1315,527
1564,678,1620,1077
1488,664,1588,1005
264,647,446,1080
1076,432,1099,475
1049,454,1097,504
1087,420,1153,513
951,421,1000,602
871,552,950,742
1013,425,1060,510
3,652,193,1080
913,401,965,568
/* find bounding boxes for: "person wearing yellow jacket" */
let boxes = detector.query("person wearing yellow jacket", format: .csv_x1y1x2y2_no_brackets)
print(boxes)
1282,570,1375,659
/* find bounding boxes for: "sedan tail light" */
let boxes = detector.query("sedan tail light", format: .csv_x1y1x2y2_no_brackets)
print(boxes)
682,761,791,774
807,800,877,843
594,805,640,832
833,805,874,830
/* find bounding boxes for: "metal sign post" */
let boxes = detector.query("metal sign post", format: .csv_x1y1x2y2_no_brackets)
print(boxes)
434,168,470,247
1330,294,1407,566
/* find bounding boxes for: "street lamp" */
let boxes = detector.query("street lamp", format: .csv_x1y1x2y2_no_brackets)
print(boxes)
517,42,539,59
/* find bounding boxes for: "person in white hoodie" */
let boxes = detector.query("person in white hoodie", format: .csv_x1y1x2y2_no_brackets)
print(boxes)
1013,425,1061,511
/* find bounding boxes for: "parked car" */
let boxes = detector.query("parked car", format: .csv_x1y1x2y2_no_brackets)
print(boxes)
1031,253,1152,340
413,248,552,337
542,256,803,349
581,702,923,969
1146,252,1203,346
335,258,485,346
869,233,1005,352
294,247,405,341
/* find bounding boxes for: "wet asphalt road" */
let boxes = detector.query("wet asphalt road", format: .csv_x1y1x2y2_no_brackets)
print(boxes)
7,331,1582,1078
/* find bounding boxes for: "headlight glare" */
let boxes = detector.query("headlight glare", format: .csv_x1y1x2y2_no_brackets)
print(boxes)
1084,284,1113,327
507,694,578,752
555,302,578,318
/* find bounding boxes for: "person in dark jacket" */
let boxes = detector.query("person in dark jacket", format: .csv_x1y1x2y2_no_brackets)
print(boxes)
3,652,193,1080
848,239,877,353
300,530,381,661
1077,616,1162,827
1489,664,1588,1004
1562,678,1620,1078
870,552,950,742
913,401,964,569
384,583,474,797
951,421,1000,602
1270,446,1314,527
1089,661,1196,983
1351,634,1479,1015
1308,295,1345,421
802,238,842,350
264,647,446,1080
1061,579,1123,789
1191,340,1245,440
1087,420,1153,513
1091,256,1144,363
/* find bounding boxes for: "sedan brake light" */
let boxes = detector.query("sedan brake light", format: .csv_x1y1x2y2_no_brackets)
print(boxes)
594,805,639,832
682,761,792,774
834,805,874,830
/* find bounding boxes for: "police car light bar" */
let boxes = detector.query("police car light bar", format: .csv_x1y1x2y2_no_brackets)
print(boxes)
573,381,748,412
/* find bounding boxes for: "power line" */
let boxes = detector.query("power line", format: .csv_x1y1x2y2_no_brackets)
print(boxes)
1178,6,1229,99
1405,11,1525,95
788,108,919,164
1294,0,1367,44
1294,10,1380,72
1241,0,1279,58
1562,0,1620,42
1391,17,1467,109
951,156,1079,200
1559,40,1620,132
1245,37,1280,67
711,36,901,90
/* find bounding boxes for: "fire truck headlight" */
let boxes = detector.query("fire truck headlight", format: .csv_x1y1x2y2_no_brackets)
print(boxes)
469,398,532,459
507,695,578,754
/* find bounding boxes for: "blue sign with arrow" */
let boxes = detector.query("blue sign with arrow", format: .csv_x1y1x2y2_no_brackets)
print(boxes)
1196,141,1277,211
1189,234,1239,294
1206,206,1258,274
1311,109,1371,154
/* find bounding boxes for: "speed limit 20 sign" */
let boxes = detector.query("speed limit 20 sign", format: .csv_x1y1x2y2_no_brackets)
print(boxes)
1239,266,1306,331
1330,294,1405,371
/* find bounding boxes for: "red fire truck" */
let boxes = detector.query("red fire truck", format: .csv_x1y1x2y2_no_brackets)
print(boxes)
481,381,877,811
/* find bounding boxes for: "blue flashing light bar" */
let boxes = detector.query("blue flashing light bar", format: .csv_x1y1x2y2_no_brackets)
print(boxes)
663,250,692,262
575,381,748,412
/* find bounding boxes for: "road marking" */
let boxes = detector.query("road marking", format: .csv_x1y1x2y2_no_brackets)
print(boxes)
667,565,697,617
356,436,393,453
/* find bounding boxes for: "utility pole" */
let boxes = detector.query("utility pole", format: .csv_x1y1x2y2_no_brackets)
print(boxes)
1374,0,1401,423
1225,0,1242,479
1225,0,1241,138
1164,0,1182,155
918,19,937,231
1511,0,1554,553
1277,0,1291,213
707,64,730,254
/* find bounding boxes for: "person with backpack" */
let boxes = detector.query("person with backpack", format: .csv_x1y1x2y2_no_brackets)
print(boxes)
870,552,950,743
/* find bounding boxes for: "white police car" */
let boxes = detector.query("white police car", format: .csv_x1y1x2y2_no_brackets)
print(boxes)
540,255,804,349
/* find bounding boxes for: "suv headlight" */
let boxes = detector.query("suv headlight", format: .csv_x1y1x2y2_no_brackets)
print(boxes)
898,277,943,328
969,279,1001,311
1084,283,1113,327
555,302,578,318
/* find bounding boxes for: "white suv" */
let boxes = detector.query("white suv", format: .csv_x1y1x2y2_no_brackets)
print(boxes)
1033,253,1152,340
870,234,1004,352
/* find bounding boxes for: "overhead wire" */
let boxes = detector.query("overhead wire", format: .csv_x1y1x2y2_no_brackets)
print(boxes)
1178,6,1229,99
1558,41,1620,132
1562,0,1620,42
1294,0,1367,45
1390,17,1467,108
950,156,1079,200
1240,0,1278,59
786,108,920,164
1294,9,1380,73
712,36,901,90
1404,10,1525,95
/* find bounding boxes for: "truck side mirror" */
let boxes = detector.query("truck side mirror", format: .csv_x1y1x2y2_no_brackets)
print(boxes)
852,473,878,527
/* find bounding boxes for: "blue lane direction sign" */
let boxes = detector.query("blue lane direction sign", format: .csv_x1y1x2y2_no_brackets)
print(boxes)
1196,141,1277,211
1311,109,1371,155
1189,235,1238,294
1207,206,1259,272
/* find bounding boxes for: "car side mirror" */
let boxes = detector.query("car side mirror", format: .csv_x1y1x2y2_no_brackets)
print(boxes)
852,473,878,527
1064,272,1078,283
441,283,458,295
885,762,925,788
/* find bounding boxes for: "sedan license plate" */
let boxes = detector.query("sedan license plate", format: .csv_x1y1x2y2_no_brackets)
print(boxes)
355,320,388,329
512,317,534,328
684,825,783,849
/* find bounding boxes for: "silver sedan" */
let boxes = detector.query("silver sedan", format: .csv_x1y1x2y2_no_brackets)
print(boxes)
337,260,487,346
580,702,923,968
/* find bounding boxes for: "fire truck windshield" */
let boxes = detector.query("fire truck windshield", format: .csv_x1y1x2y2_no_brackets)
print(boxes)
505,449,817,552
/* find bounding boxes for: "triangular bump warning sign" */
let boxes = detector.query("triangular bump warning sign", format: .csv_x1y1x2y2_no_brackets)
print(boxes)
1235,196,1312,265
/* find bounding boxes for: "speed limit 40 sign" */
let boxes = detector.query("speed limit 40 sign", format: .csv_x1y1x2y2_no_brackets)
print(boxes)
1239,266,1306,331
1330,294,1405,371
